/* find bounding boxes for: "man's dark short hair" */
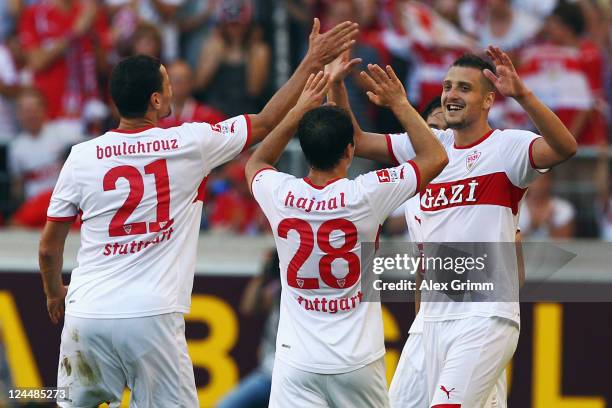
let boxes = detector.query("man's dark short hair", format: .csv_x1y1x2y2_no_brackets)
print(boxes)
451,53,496,92
551,1,585,36
421,96,442,120
110,55,163,119
297,106,354,171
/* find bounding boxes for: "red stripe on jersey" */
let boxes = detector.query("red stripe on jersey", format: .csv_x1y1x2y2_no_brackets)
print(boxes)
193,176,209,203
385,134,400,166
241,114,252,152
431,405,461,407
408,160,421,192
47,215,77,222
528,136,542,169
420,172,526,215
454,129,495,149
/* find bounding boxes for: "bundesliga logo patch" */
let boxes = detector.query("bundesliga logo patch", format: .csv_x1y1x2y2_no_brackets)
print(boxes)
466,150,481,172
376,168,402,183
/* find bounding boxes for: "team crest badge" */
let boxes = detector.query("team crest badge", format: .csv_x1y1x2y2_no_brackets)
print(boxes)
466,150,481,172
296,279,304,288
123,224,132,234
337,278,346,288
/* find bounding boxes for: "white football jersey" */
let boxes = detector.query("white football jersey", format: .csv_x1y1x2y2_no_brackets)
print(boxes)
388,128,544,325
47,115,250,318
252,161,419,374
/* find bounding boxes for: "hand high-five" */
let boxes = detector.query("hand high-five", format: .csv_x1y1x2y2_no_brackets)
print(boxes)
360,64,408,109
484,46,530,99
295,71,330,114
325,50,362,84
307,18,359,66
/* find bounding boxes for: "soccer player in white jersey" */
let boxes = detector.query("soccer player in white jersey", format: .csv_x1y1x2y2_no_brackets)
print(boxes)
38,18,359,407
245,63,447,406
332,47,577,407
389,100,513,408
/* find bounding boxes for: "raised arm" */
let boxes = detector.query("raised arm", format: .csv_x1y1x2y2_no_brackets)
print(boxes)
484,46,577,168
245,19,358,147
326,52,395,163
246,71,329,192
360,64,448,190
39,221,71,324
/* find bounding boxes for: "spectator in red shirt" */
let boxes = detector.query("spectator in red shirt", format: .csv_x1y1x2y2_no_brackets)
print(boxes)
18,0,111,121
208,156,267,234
159,60,225,128
539,1,607,146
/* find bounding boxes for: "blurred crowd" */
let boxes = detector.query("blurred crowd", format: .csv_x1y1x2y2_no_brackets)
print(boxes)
0,0,611,239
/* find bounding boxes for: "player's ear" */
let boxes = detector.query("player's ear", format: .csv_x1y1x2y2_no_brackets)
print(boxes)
483,91,495,110
150,91,162,110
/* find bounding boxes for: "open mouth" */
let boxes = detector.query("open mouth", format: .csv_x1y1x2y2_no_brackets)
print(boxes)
446,103,464,112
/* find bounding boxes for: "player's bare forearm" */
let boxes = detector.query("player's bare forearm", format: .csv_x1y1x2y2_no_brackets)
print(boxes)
391,99,448,190
515,91,577,168
247,19,358,147
40,222,71,324
39,222,70,299
484,46,576,169
246,108,302,193
328,81,390,163
247,71,329,192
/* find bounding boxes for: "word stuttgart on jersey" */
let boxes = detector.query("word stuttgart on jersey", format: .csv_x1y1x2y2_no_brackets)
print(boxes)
372,253,487,275
96,139,179,159
296,291,363,314
103,227,174,256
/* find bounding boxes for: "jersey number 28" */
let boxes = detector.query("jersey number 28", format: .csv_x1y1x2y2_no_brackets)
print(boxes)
278,218,360,290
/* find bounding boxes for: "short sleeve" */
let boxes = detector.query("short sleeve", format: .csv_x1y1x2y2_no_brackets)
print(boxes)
47,151,80,222
356,161,420,224
387,128,448,165
500,130,547,188
251,169,294,220
187,114,251,172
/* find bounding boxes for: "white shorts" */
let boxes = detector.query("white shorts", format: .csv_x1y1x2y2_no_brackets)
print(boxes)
423,317,519,407
57,313,198,408
388,332,429,408
269,357,390,408
390,332,508,408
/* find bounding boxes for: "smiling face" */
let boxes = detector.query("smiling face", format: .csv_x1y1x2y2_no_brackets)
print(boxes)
441,66,494,129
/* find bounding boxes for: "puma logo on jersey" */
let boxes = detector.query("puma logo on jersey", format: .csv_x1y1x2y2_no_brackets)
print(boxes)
421,180,478,210
466,150,481,172
440,385,455,399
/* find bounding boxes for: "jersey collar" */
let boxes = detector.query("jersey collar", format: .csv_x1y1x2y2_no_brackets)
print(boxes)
454,129,496,149
303,177,343,190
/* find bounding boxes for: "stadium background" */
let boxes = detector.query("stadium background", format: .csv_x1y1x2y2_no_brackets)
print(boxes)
0,0,611,407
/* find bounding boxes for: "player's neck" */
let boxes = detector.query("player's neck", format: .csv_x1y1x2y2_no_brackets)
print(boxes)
117,116,157,132
452,120,492,148
306,167,347,187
